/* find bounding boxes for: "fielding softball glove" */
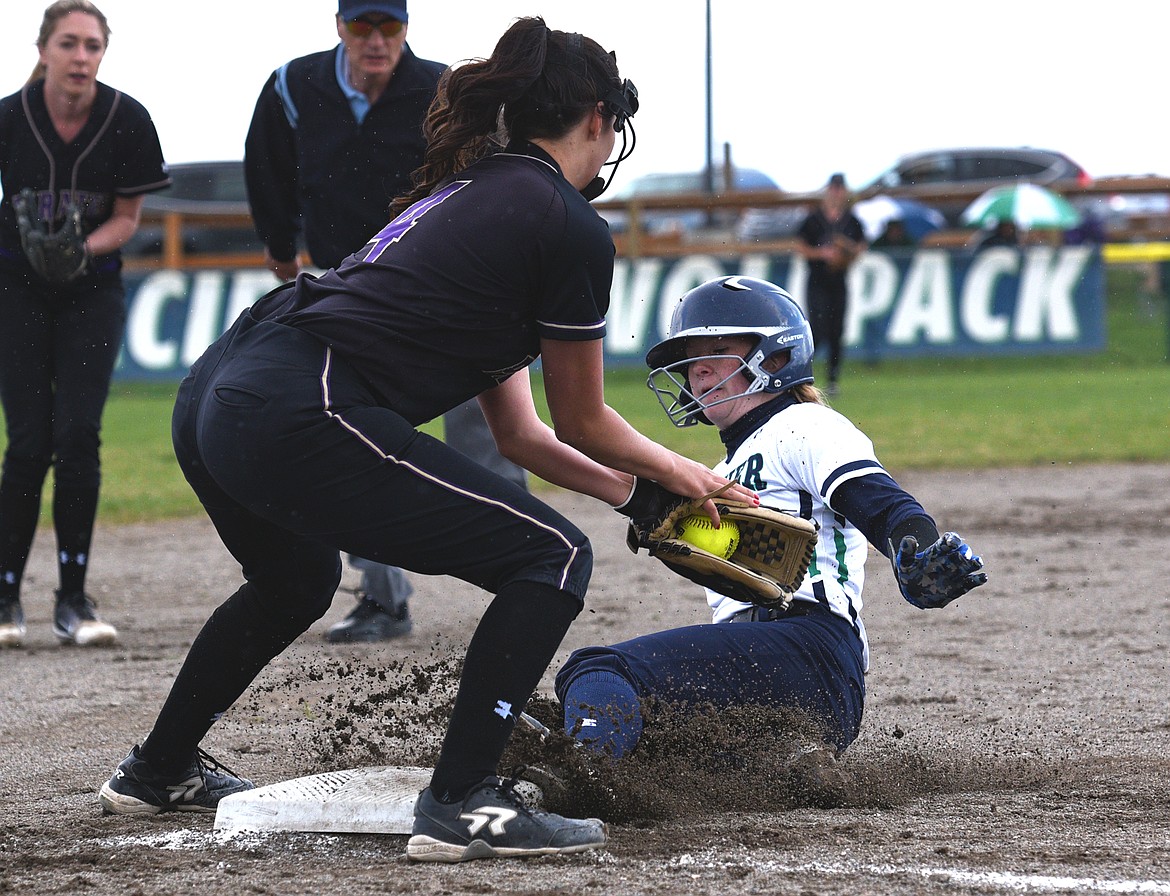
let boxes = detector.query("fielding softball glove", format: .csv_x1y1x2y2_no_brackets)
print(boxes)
13,188,90,284
625,484,818,610
891,531,987,609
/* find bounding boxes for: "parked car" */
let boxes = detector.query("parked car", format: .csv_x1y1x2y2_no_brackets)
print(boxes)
866,146,1090,191
600,167,780,235
861,147,1092,224
122,160,265,259
1072,187,1170,238
734,204,808,243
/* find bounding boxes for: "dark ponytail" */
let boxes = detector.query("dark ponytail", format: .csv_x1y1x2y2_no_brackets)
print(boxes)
390,16,621,215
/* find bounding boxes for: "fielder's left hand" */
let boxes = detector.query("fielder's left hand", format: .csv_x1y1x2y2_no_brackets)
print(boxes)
892,532,986,609
14,188,89,284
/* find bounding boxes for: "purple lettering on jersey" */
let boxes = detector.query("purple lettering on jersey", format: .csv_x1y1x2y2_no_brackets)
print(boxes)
361,180,471,263
25,189,109,225
33,190,54,221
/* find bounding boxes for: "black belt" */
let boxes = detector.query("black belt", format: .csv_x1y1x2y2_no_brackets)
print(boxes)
727,600,823,623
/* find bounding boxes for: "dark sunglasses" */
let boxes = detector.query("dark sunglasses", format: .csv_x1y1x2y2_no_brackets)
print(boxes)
344,16,404,38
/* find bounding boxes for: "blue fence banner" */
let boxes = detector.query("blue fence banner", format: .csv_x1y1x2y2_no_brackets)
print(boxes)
115,245,1105,380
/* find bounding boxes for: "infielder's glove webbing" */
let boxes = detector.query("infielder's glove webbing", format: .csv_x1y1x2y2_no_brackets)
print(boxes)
13,188,90,284
627,489,818,610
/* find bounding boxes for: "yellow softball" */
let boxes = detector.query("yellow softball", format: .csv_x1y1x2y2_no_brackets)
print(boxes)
676,514,740,560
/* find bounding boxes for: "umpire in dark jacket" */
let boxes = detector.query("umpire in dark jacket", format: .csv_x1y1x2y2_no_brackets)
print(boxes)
244,2,443,276
243,0,527,643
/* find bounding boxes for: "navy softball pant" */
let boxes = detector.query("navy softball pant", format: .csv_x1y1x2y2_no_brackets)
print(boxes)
555,602,866,754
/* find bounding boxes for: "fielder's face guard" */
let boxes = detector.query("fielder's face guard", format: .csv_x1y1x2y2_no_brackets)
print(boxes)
581,68,638,200
603,76,639,133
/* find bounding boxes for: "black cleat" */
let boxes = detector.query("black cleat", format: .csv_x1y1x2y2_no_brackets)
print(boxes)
407,774,607,863
325,597,412,643
0,596,25,648
99,745,254,815
53,590,117,646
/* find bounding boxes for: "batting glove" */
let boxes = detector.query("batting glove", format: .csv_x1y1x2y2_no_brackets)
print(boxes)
891,532,987,609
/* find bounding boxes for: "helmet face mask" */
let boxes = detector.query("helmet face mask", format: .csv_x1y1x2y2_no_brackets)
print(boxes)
645,277,814,427
647,347,764,427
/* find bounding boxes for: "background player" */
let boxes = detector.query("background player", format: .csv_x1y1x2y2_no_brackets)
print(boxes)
0,0,170,649
797,172,866,396
556,276,987,799
98,18,756,863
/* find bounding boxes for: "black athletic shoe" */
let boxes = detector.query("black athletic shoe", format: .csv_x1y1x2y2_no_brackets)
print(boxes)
98,745,254,815
53,590,117,646
406,774,607,863
0,596,25,648
325,596,412,643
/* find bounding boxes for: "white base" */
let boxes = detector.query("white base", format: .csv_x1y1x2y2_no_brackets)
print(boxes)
213,766,432,835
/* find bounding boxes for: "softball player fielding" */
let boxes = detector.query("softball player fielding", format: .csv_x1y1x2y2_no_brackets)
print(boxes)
97,17,756,865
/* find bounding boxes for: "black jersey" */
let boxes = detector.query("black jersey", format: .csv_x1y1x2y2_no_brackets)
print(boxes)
273,143,614,424
797,206,865,283
0,79,170,275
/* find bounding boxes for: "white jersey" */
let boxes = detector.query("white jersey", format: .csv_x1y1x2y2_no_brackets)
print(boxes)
709,402,878,671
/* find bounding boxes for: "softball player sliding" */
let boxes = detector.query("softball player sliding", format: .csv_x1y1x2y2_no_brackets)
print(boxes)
557,276,987,797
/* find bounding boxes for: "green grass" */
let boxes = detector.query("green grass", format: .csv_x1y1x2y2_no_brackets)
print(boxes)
5,265,1167,524
98,382,192,522
539,265,1170,472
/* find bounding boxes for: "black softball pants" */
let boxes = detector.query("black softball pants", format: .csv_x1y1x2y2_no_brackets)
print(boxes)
144,314,593,799
806,272,848,386
0,271,124,596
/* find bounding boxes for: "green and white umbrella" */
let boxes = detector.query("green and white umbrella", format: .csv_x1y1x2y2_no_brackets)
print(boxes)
960,182,1082,230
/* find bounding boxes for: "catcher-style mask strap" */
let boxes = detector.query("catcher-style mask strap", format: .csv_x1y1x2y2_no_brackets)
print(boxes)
580,74,638,201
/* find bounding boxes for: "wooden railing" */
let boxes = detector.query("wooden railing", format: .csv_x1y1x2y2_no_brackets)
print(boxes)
123,209,272,271
122,176,1170,271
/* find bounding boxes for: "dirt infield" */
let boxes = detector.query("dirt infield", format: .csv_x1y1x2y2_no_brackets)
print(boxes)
2,463,1169,895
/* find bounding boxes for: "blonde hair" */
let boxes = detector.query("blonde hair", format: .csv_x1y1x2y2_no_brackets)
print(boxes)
758,347,825,406
790,383,826,405
27,0,111,85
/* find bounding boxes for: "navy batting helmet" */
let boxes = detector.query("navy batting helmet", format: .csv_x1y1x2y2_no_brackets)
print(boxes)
646,276,814,426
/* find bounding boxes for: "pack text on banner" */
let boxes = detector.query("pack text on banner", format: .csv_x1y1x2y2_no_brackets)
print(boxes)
115,246,1105,380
